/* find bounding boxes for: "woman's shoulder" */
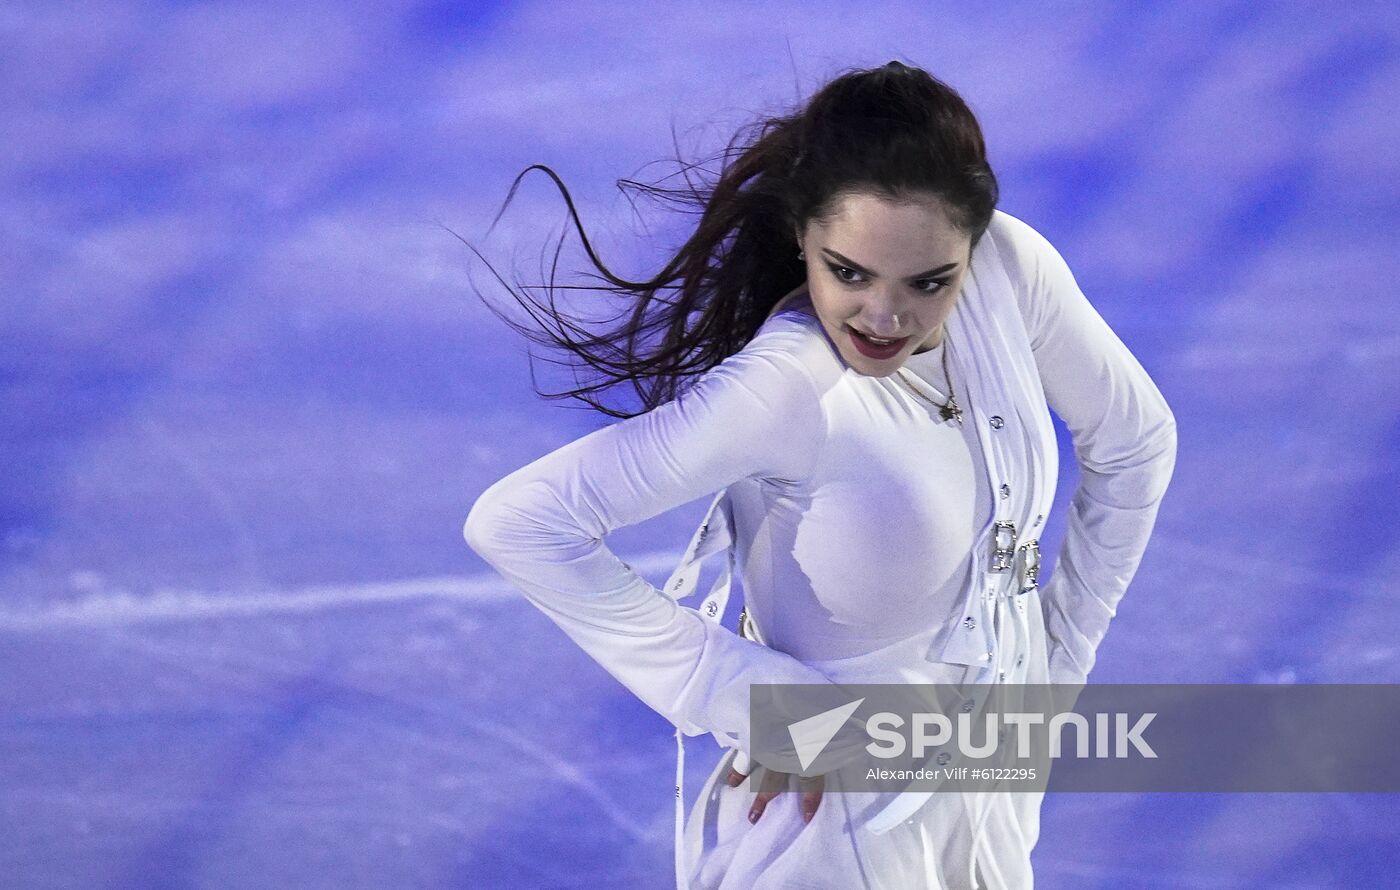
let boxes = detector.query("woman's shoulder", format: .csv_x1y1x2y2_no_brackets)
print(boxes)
676,290,841,427
744,289,844,384
981,209,1082,334
982,209,1077,287
663,292,832,478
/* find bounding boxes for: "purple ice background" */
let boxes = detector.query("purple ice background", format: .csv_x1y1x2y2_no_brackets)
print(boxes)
3,2,1400,887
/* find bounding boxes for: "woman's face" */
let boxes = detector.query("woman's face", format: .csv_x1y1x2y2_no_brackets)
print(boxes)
797,191,972,376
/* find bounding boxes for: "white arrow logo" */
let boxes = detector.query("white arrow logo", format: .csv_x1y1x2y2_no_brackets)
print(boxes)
788,698,865,771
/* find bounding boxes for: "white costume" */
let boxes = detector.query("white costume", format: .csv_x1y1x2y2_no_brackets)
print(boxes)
463,210,1178,889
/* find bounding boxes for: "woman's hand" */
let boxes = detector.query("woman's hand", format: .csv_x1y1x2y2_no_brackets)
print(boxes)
727,762,825,825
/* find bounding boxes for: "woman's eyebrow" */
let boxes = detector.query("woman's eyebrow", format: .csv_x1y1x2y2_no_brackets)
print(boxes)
821,248,959,279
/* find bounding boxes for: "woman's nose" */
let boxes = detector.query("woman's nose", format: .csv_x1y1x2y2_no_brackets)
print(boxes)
861,307,904,338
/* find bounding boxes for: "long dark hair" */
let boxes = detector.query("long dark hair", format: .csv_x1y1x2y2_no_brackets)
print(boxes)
456,59,998,419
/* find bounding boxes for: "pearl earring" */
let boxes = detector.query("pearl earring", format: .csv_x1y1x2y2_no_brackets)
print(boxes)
797,249,805,260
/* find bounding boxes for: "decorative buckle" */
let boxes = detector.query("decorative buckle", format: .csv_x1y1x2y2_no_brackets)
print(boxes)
990,520,1016,572
1018,540,1041,594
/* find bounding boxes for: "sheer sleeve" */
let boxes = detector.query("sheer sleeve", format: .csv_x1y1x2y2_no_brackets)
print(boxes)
993,212,1179,687
462,317,834,753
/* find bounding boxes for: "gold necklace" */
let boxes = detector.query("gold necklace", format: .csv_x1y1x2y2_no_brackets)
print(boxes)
894,333,964,425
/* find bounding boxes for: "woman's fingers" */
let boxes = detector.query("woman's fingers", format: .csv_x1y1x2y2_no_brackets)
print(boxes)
747,767,789,824
746,769,825,824
797,772,825,823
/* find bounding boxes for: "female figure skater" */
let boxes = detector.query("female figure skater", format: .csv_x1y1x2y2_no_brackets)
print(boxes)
463,60,1177,889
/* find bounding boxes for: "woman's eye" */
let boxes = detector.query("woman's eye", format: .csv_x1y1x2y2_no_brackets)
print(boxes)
828,265,947,294
823,263,946,293
829,265,862,284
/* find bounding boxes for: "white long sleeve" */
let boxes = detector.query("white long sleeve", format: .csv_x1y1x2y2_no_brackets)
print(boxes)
995,213,1179,687
462,318,838,755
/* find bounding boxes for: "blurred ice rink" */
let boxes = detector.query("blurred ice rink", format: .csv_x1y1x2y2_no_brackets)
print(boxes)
3,1,1399,887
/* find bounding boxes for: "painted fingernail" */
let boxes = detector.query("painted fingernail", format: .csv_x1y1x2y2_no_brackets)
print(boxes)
748,809,759,823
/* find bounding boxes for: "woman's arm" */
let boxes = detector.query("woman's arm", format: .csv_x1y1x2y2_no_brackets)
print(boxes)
463,319,833,754
994,212,1179,687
